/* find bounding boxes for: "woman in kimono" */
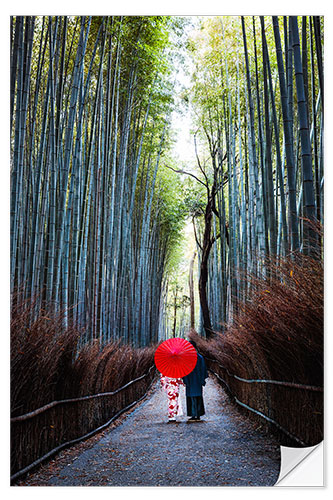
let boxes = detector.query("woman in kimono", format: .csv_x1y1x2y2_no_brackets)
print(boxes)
160,375,184,422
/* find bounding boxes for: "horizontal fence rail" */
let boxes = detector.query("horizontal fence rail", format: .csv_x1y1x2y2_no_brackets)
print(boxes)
201,353,323,448
11,366,156,423
210,368,307,446
11,365,156,482
204,356,323,392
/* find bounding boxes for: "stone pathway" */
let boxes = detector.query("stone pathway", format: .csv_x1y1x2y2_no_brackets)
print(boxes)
20,376,281,487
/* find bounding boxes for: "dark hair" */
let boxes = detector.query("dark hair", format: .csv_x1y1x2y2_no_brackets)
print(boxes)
189,340,197,350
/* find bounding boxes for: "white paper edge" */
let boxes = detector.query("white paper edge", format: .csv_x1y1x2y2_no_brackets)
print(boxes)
275,441,324,486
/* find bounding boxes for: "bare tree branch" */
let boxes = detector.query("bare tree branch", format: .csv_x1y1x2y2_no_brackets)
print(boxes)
164,164,208,189
192,217,203,252
193,133,209,190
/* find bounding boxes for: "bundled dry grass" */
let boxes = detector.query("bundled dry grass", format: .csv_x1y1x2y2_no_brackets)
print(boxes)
191,252,323,447
11,297,81,416
11,297,156,477
72,340,155,396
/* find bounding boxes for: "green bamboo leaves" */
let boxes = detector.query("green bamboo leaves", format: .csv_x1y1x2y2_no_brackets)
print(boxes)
188,15,323,331
10,16,183,346
10,15,324,344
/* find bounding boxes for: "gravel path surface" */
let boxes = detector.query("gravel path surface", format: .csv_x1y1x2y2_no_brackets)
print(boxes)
19,376,281,487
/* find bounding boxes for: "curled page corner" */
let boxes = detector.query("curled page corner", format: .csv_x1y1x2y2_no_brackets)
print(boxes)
275,441,324,486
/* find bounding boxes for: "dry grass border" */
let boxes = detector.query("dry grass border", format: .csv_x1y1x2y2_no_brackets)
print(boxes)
190,252,323,447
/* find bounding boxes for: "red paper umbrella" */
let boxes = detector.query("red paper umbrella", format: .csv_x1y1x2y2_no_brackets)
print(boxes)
154,338,197,378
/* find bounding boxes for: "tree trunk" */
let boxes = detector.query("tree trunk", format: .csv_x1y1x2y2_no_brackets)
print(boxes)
290,16,317,255
272,16,300,252
189,252,196,330
198,200,214,338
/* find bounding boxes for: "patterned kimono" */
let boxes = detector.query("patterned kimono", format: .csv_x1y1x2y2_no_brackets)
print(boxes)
160,376,184,419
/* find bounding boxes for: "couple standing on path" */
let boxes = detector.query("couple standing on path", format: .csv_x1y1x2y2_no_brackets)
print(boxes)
160,340,208,423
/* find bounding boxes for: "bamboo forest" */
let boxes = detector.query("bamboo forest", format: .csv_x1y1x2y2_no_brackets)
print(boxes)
10,16,324,481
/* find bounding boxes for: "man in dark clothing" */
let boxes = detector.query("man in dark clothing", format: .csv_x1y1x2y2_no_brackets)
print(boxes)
182,341,208,421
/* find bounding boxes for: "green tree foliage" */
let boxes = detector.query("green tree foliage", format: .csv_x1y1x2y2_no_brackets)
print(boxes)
10,15,324,344
184,16,323,332
10,15,187,347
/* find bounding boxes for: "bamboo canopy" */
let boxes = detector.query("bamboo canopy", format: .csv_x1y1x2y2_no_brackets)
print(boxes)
10,15,324,343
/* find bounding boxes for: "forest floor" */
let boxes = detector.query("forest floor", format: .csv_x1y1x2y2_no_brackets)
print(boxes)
18,376,281,487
